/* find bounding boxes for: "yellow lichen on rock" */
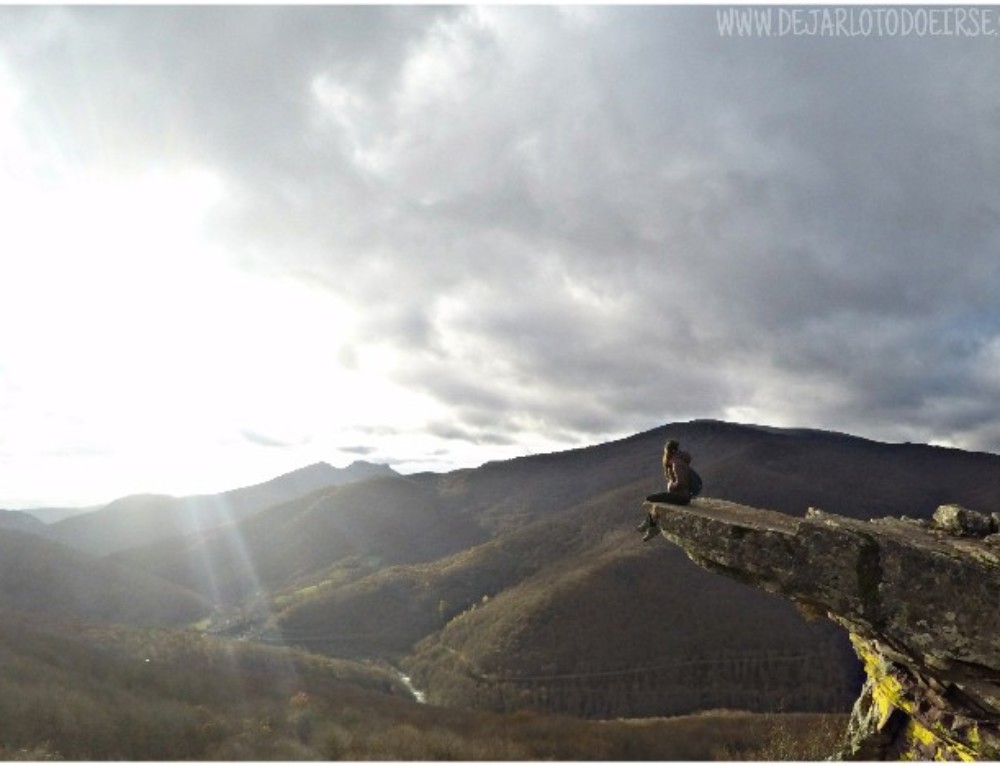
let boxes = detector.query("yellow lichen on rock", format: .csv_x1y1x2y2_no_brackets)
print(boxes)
851,636,905,729
849,634,981,761
903,718,977,762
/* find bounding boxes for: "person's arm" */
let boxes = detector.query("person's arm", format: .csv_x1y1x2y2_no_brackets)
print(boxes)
664,455,677,491
673,459,689,493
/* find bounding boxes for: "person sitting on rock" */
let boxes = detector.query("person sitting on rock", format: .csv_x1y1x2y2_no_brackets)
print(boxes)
638,439,693,541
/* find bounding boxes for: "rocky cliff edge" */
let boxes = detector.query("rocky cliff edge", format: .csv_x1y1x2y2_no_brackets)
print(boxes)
644,497,1000,760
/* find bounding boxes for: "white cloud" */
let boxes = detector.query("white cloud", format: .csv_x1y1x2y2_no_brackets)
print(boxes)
1,6,999,506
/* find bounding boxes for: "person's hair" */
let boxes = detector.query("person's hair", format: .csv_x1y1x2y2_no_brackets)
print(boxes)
664,439,679,454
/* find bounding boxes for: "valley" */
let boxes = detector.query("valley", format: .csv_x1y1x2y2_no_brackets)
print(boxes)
3,419,999,759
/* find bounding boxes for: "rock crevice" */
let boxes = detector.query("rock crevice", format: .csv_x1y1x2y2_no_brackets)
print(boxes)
645,497,1000,760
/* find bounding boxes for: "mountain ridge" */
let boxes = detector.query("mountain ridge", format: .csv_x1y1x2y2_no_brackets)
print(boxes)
45,460,398,556
102,419,1000,720
7,420,999,721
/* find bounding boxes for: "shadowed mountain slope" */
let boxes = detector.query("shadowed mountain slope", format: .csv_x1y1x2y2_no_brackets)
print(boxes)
114,420,1000,602
108,421,1000,719
273,422,1000,717
420,419,1000,533
0,509,48,536
0,529,210,627
336,481,861,718
113,475,488,604
48,461,397,556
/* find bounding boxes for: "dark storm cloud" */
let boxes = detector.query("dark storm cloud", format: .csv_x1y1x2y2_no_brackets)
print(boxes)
4,5,999,456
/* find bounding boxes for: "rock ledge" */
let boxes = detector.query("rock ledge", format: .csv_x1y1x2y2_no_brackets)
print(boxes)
645,497,1000,760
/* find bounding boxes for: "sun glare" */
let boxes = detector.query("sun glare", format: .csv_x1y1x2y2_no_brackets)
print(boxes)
0,121,462,505
0,134,408,501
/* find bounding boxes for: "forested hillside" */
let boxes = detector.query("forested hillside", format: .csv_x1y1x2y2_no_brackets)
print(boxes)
0,529,209,626
102,420,1000,720
0,610,844,760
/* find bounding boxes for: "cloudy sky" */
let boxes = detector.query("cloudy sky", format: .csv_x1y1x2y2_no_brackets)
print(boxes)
2,5,999,508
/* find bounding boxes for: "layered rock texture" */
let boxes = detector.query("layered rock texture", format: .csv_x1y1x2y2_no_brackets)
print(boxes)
645,497,1000,760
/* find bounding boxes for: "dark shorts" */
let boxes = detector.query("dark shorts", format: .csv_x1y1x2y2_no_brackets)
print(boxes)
645,491,691,506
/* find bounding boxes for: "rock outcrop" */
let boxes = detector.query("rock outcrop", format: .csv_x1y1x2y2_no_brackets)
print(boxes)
644,497,1000,760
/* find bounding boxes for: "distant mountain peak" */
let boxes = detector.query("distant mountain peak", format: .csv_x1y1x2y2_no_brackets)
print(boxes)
344,458,395,470
46,458,399,557
279,460,396,480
